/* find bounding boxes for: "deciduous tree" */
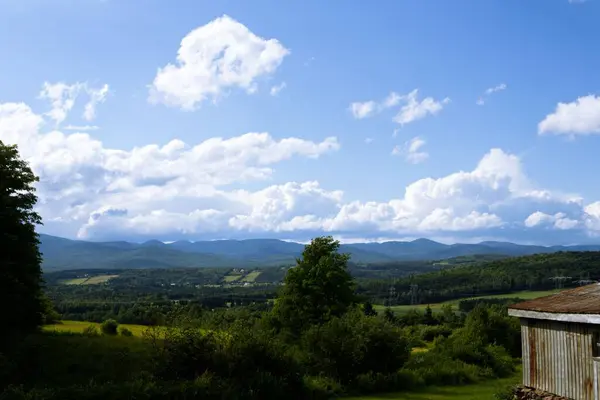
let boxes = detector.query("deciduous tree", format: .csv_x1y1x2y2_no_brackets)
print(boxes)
0,141,44,341
271,236,357,335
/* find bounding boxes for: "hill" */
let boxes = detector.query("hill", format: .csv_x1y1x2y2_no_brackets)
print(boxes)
364,251,600,305
38,233,600,270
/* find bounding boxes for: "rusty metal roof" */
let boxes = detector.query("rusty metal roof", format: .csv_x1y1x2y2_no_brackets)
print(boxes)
509,284,600,314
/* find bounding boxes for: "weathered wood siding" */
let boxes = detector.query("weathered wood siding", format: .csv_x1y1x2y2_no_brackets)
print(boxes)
521,318,599,400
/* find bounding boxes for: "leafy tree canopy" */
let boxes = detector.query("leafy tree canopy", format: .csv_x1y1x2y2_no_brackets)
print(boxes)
271,236,358,335
0,141,44,341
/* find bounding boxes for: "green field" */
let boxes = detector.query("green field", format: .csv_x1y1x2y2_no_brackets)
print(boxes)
62,274,119,285
348,370,520,400
375,289,560,314
223,273,243,283
43,320,158,337
241,270,262,283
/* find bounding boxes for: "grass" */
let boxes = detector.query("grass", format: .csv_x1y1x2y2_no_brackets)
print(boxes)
62,274,119,285
241,270,262,283
347,370,520,399
43,320,159,337
375,289,560,315
224,274,243,283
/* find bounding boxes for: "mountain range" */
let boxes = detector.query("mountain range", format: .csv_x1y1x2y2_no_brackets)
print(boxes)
38,234,600,271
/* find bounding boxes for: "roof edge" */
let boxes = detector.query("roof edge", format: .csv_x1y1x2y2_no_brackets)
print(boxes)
508,308,600,324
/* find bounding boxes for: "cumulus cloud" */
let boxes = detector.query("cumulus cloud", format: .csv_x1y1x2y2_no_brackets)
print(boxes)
83,84,109,121
524,211,579,230
149,15,290,110
349,90,448,125
38,82,110,125
392,136,429,164
4,83,600,244
393,90,450,125
477,83,507,106
538,95,600,136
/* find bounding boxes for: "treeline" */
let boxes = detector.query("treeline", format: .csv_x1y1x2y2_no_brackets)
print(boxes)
362,251,600,305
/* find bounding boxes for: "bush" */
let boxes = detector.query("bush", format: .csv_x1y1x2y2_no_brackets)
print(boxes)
404,351,484,386
82,325,100,337
301,308,410,384
302,375,343,399
101,320,118,336
119,327,133,337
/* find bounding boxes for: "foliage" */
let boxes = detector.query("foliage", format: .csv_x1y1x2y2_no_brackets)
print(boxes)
119,327,133,337
82,325,100,336
272,236,358,336
101,319,119,336
365,251,600,305
300,308,410,384
0,141,45,343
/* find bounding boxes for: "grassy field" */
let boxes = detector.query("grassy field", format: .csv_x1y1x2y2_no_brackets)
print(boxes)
374,289,560,314
241,270,262,283
223,273,243,283
63,274,119,285
43,320,158,337
347,370,520,399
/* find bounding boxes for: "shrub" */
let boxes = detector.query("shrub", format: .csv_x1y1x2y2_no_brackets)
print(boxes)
303,375,343,399
101,319,119,336
119,327,133,337
301,308,410,384
82,325,100,336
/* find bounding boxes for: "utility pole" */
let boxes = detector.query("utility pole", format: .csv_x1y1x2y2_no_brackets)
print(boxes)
550,276,571,290
410,284,419,305
387,284,396,307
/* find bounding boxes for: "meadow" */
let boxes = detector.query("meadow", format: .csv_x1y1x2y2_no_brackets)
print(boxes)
348,369,520,399
62,274,119,285
43,320,157,336
374,289,558,314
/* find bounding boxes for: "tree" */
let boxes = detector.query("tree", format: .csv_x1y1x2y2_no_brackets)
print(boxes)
363,301,378,317
101,319,119,335
0,141,44,341
271,236,358,335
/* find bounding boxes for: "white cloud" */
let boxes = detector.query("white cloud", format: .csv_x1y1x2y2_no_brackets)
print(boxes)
485,83,507,95
83,84,109,121
538,95,600,136
350,90,449,125
39,82,83,125
364,137,374,144
38,82,110,125
63,125,100,131
477,83,507,106
392,136,429,164
270,82,286,96
149,15,290,110
349,101,377,119
524,211,579,230
4,84,600,243
393,90,450,126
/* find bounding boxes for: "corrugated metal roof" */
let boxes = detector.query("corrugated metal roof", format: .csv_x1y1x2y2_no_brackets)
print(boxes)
509,284,600,314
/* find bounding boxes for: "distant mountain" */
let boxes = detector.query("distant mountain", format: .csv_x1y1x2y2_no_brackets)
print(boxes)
37,234,600,271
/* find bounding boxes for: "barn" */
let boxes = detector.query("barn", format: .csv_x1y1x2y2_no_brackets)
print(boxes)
508,284,600,400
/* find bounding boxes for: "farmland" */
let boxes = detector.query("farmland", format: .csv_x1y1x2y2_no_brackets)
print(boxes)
43,320,157,337
62,274,119,285
374,289,559,314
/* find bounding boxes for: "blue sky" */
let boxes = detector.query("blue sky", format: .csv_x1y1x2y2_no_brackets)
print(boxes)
1,0,600,244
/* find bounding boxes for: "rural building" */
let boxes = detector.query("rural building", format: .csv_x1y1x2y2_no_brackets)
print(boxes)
508,284,600,400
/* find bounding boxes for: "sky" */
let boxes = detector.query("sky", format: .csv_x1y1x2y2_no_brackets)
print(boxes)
2,0,600,245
